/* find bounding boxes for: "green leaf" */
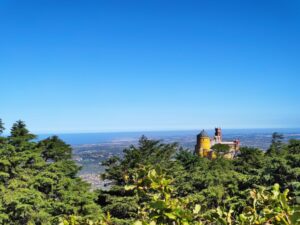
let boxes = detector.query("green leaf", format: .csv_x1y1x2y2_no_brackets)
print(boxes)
164,212,177,220
193,204,201,214
125,185,136,191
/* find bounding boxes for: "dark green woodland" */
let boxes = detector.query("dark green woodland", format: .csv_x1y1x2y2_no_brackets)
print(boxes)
0,119,299,224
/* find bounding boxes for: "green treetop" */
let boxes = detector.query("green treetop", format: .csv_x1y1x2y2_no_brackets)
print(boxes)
38,135,72,162
0,119,4,135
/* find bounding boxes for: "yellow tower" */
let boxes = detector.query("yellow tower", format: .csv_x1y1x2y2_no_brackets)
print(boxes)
195,130,211,157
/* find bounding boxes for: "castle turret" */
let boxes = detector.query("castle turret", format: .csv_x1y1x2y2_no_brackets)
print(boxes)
195,130,211,157
214,127,222,143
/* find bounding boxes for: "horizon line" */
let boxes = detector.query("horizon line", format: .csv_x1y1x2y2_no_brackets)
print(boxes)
22,127,300,135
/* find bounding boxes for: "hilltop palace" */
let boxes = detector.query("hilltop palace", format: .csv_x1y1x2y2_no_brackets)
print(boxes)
195,128,240,159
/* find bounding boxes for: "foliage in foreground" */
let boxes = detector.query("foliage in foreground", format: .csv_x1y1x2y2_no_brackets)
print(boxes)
62,168,299,224
127,168,300,225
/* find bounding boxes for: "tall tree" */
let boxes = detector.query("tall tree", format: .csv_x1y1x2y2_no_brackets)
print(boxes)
10,120,36,141
98,136,179,222
38,135,72,162
266,132,284,155
0,120,101,224
0,119,4,135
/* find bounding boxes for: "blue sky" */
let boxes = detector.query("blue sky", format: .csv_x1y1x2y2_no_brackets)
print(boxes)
1,0,300,133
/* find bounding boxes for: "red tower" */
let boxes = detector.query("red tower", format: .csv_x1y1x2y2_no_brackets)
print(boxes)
214,127,222,143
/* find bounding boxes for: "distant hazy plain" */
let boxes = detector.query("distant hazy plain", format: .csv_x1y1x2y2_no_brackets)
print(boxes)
37,128,300,148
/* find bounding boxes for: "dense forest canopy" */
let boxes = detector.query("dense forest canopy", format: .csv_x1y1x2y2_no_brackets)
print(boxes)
0,120,101,224
0,119,299,224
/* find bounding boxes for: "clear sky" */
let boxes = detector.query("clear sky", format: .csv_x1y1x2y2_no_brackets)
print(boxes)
1,0,300,133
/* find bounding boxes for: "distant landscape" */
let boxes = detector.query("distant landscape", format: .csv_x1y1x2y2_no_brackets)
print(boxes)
38,129,300,187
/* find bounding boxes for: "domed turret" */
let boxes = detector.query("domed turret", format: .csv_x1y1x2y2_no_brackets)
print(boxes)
195,130,211,157
198,130,209,138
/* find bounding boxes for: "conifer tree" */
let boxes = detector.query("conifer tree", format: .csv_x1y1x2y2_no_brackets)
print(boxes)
0,119,4,135
38,135,72,162
9,120,36,146
267,132,284,155
0,120,101,224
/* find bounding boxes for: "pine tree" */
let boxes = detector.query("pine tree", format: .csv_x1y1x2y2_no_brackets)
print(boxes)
38,135,72,162
0,120,102,224
10,120,35,139
0,119,4,135
267,132,284,155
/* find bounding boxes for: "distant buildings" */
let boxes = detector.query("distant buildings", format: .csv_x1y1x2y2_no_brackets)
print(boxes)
195,128,240,159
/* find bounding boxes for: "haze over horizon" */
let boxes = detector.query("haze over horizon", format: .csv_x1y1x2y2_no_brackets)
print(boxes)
3,127,300,137
1,0,300,132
